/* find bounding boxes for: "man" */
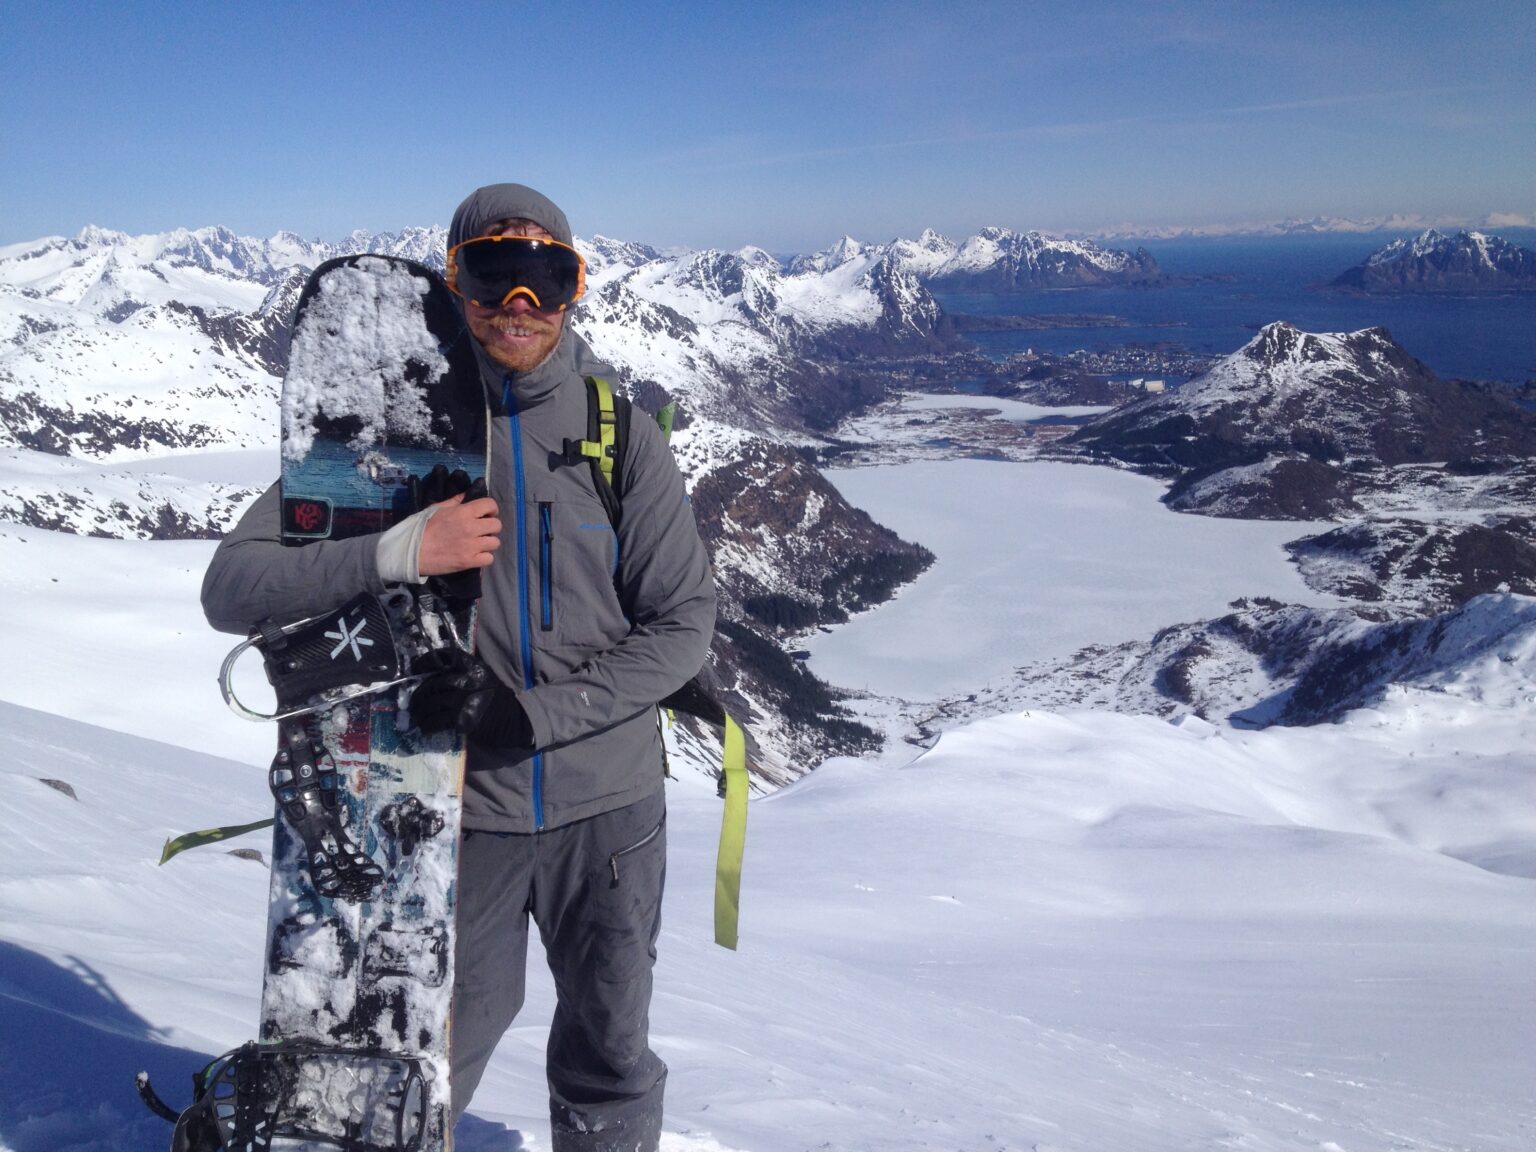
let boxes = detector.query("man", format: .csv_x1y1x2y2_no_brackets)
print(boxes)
201,183,716,1151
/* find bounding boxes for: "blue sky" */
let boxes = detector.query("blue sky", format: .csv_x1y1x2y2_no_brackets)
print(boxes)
2,0,1532,251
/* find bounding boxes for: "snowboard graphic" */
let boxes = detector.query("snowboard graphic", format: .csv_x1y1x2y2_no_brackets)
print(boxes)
156,255,487,1152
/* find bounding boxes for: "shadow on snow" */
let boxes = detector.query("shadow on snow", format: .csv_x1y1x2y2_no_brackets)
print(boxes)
0,939,526,1151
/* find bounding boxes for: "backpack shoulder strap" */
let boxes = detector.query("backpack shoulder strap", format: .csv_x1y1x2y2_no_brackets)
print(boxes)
564,375,630,530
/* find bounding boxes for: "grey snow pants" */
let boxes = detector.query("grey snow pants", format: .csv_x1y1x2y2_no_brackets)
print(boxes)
450,788,668,1152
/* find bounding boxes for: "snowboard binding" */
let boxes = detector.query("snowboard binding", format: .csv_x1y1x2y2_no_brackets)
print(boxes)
219,594,408,723
138,1041,430,1152
269,719,384,902
219,588,475,724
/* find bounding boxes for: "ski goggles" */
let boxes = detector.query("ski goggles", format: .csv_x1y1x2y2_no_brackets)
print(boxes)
445,236,587,312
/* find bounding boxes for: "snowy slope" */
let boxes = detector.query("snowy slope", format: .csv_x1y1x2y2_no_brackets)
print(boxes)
3,433,1536,1150
4,676,1535,1151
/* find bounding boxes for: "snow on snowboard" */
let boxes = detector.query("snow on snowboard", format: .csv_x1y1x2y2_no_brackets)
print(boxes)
143,255,488,1151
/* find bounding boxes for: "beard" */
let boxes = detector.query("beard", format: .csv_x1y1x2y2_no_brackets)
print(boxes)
466,309,564,375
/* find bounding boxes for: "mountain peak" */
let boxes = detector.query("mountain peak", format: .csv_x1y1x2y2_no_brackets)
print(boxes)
1341,228,1536,291
75,225,130,247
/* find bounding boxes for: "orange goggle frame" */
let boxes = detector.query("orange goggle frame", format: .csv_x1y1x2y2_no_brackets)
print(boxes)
445,235,587,312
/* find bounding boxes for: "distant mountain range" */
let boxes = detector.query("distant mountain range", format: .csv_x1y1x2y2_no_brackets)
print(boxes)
1079,213,1534,241
4,221,1533,774
792,227,1162,290
1331,229,1536,292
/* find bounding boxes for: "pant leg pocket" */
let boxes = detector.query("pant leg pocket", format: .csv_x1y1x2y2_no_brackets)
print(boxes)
586,795,667,984
605,814,665,885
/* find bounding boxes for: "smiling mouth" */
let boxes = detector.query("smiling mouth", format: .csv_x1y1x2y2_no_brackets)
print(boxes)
488,320,551,340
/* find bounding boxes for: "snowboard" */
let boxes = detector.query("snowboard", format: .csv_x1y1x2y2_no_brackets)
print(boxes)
193,255,485,1152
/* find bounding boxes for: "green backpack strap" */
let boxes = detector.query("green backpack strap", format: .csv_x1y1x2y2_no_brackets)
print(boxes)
579,379,750,949
713,714,749,950
587,374,621,490
563,375,627,526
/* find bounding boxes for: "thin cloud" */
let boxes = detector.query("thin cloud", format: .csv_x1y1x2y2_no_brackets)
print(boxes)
666,83,1504,175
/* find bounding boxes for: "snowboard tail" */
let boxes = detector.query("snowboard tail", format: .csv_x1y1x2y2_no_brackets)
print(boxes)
161,1042,429,1152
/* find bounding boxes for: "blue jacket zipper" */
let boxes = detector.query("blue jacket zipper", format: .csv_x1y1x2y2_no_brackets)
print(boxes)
539,503,554,631
503,380,544,830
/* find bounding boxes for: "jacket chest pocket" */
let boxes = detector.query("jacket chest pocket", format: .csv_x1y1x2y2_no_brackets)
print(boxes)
533,499,625,647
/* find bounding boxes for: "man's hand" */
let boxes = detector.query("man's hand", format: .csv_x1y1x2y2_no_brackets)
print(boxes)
419,492,501,576
411,656,534,749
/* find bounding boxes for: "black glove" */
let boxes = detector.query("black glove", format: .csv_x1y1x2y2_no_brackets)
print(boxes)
408,463,475,511
408,465,489,604
410,657,534,749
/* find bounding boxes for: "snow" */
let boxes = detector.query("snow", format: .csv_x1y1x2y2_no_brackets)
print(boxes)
0,447,261,538
802,460,1336,697
4,221,1536,1151
282,256,447,461
0,469,1533,1149
4,655,1535,1150
898,393,1110,422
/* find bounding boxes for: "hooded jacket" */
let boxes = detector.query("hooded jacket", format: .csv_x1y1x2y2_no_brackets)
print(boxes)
202,186,716,832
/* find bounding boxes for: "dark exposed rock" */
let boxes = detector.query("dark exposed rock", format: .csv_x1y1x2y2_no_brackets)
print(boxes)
1288,516,1536,614
687,438,932,762
1332,229,1536,293
1070,322,1536,521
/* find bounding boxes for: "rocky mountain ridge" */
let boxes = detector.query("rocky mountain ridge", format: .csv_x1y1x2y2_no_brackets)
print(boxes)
0,222,957,776
1332,229,1536,292
1071,321,1536,512
908,592,1536,740
791,227,1162,290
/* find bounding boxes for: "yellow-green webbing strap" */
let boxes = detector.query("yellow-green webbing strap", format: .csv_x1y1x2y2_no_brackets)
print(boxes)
714,714,749,950
587,375,619,487
656,401,677,444
159,817,275,865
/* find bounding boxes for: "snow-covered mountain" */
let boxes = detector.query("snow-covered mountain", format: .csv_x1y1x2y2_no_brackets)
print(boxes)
1072,321,1536,509
1332,228,1536,292
927,590,1536,735
574,236,956,435
0,222,962,773
790,226,1162,290
0,223,956,470
1065,321,1536,612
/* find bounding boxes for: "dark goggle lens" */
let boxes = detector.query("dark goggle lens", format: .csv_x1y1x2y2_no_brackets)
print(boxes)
451,238,584,310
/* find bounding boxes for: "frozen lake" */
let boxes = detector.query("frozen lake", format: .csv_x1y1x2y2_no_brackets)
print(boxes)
804,459,1334,699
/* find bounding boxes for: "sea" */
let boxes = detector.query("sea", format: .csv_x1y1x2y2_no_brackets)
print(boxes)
936,232,1536,387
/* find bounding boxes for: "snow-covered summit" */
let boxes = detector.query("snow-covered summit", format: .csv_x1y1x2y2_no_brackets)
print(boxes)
783,226,1161,290
1335,228,1536,292
915,226,1161,289
1072,321,1536,521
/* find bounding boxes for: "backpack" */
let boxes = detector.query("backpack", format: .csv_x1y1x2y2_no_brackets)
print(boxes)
565,377,749,951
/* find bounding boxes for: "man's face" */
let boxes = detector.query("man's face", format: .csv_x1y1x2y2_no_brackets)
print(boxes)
461,219,566,375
